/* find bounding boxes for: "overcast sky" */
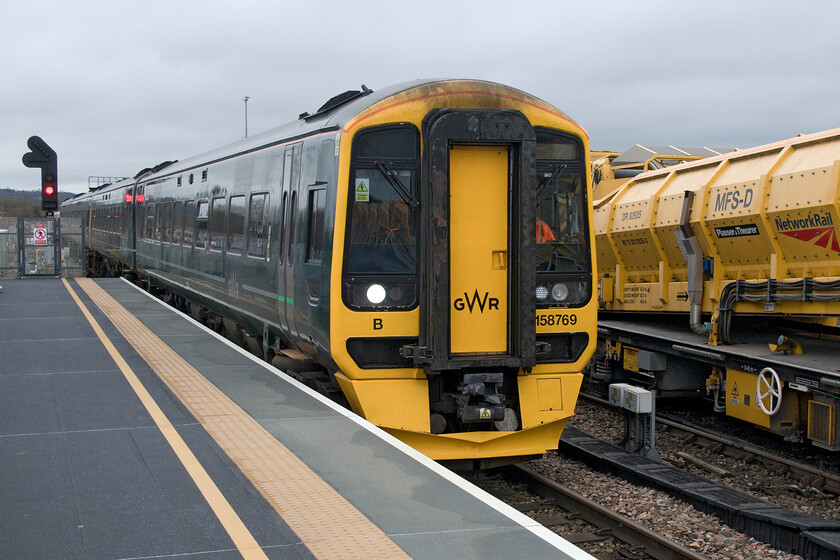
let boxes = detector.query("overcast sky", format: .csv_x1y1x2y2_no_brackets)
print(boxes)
3,1,839,194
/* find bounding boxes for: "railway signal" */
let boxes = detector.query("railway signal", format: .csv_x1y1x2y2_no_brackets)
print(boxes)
22,135,58,213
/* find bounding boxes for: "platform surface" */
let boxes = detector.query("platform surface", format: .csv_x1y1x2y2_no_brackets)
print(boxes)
0,277,592,560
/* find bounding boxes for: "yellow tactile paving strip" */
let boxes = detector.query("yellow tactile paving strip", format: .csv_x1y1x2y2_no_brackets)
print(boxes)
63,279,268,560
74,277,412,560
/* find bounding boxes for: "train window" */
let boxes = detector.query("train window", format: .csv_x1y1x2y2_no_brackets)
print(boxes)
287,191,297,264
345,125,419,276
227,195,246,255
280,144,303,265
144,203,155,240
162,202,173,243
278,192,287,264
143,204,155,241
195,201,209,249
209,197,225,251
183,200,195,245
534,129,591,307
173,201,184,244
535,130,588,272
354,127,417,159
154,204,163,242
306,187,326,263
247,193,269,258
536,137,578,161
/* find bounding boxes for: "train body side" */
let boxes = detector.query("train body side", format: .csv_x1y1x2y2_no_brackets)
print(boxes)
130,131,338,367
62,179,137,275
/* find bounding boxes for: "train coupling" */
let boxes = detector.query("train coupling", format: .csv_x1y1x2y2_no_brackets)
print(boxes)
456,373,506,423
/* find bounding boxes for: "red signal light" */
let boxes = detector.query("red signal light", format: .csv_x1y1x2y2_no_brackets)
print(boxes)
125,193,134,203
44,185,55,196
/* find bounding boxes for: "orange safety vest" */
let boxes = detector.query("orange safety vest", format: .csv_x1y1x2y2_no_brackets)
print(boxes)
537,219,556,242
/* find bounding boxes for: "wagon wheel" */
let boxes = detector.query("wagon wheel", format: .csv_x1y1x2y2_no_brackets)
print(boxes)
756,367,782,416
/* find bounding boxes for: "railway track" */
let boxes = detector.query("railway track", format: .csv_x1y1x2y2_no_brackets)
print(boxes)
467,465,710,560
657,413,840,496
579,392,840,496
551,392,840,560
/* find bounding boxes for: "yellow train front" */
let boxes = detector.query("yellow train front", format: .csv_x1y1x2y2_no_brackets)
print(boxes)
327,80,597,466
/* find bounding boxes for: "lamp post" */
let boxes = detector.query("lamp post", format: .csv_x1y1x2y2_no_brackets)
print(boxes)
243,96,250,138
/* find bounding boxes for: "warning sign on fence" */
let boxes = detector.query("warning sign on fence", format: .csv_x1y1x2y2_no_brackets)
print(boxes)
33,227,47,246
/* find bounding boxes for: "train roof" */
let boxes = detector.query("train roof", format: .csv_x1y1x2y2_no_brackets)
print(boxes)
161,80,566,174
151,79,567,179
144,81,393,178
63,79,572,207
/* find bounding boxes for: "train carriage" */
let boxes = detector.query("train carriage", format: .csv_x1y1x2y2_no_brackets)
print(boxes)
591,128,840,450
63,79,598,466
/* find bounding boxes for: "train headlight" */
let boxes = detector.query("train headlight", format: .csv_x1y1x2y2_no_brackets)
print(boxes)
535,277,590,307
551,283,570,302
366,284,387,304
344,279,418,310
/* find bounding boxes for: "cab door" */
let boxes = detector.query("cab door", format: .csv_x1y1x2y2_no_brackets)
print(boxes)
416,109,537,372
449,144,509,354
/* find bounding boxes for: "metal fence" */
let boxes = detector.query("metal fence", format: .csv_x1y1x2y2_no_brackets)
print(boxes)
0,217,86,279
60,217,85,278
0,217,19,280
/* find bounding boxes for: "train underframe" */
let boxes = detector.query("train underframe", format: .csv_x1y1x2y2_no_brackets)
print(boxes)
588,313,840,451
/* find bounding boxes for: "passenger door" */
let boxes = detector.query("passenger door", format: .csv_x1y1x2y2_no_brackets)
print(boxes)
278,143,302,344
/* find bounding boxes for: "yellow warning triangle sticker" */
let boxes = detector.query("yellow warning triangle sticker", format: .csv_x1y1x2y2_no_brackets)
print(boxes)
731,382,739,396
356,181,368,192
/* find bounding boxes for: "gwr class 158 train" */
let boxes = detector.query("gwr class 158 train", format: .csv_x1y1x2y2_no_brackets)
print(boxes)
63,79,598,466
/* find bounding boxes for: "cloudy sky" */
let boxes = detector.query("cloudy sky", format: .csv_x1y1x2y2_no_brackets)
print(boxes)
3,1,839,194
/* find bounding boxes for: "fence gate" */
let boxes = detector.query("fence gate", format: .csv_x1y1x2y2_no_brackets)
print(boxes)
0,217,85,279
20,217,59,277
60,216,85,278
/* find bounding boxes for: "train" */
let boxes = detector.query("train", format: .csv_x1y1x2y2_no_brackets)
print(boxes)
590,127,840,450
62,79,599,467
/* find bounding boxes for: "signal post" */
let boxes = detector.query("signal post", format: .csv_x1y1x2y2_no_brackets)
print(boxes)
22,135,59,215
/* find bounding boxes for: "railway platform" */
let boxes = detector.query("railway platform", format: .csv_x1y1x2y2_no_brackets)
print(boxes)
0,277,592,560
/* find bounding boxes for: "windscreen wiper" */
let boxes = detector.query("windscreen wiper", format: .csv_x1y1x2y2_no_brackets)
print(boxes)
536,163,568,196
376,162,419,208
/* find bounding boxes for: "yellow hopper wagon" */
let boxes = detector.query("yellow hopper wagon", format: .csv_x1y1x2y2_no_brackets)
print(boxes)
591,128,840,450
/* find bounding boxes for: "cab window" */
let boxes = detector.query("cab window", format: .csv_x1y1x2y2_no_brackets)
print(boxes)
345,125,419,275
535,130,589,273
